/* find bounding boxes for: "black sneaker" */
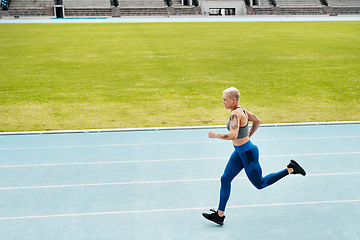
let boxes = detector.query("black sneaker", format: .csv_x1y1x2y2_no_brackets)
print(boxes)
202,208,225,225
287,159,306,176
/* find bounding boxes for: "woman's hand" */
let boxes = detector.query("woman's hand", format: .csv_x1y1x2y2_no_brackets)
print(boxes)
208,131,217,138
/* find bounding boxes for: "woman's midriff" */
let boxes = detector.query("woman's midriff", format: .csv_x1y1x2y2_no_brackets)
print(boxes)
232,136,250,146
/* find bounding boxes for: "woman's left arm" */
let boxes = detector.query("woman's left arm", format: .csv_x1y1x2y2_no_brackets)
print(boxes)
246,109,261,138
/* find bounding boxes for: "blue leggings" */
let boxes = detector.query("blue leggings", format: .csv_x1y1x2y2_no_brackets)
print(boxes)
218,140,289,211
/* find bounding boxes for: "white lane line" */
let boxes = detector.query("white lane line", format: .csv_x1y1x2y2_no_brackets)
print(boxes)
0,141,213,150
0,157,225,168
0,178,220,190
226,199,360,209
0,199,359,220
1,172,359,191
1,136,359,151
1,152,359,168
0,178,219,190
309,172,360,176
263,151,360,158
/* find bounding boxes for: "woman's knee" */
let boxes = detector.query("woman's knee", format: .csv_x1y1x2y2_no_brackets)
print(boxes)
253,183,264,190
248,169,265,190
220,174,233,185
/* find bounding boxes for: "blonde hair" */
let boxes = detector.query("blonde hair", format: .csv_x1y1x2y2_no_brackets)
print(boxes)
223,87,240,102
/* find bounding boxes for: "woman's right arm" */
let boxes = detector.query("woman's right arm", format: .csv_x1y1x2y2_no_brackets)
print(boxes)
208,113,239,140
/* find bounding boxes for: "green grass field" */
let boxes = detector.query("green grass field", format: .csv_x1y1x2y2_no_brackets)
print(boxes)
0,21,359,132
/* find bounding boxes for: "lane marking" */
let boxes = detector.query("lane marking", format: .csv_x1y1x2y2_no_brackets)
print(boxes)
0,172,359,191
1,152,359,168
0,157,225,168
0,199,359,220
1,135,359,151
0,178,220,190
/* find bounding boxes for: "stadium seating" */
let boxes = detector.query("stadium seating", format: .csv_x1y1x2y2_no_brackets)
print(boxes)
327,0,360,15
280,6,326,14
119,6,200,16
119,0,166,7
1,0,359,16
274,0,324,15
1,0,10,10
61,0,111,16
4,0,53,16
260,0,271,5
274,0,322,6
326,0,360,6
63,0,110,8
8,0,53,8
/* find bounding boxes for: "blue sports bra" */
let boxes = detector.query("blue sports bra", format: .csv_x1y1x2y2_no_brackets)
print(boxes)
226,108,249,139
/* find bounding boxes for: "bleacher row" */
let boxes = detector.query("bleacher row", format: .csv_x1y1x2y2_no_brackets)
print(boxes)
1,0,359,17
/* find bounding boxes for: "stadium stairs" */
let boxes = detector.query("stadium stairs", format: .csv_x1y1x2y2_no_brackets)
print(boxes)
0,0,359,17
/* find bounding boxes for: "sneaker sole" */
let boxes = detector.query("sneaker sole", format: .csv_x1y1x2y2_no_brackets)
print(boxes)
202,213,224,225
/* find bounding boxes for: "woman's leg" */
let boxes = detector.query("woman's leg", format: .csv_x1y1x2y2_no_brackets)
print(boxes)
218,150,244,212
239,144,288,190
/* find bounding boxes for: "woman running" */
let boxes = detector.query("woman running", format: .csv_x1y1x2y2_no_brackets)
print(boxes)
202,87,306,225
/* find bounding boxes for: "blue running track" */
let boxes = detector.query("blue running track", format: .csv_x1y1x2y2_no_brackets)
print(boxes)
0,123,359,239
